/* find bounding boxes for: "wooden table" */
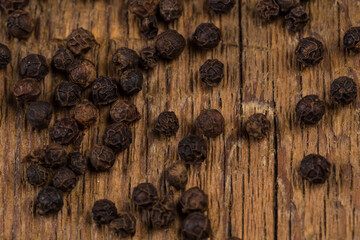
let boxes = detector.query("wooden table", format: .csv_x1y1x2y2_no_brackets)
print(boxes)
0,0,359,239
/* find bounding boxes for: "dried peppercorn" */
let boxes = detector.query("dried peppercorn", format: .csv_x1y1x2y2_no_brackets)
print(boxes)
132,182,159,208
166,162,188,190
0,43,11,68
295,95,325,124
68,59,97,88
159,0,183,22
52,167,77,192
300,154,331,184
275,0,298,13
110,100,141,124
200,59,224,87
256,0,279,22
155,30,186,60
208,0,235,14
139,47,159,69
344,27,360,52
295,37,324,67
35,187,64,215
92,199,118,225
110,212,137,237
154,111,179,137
50,118,79,145
181,212,212,240
19,54,49,80
92,76,118,105
73,100,97,127
26,101,53,129
66,28,96,55
195,109,225,138
54,81,82,107
140,15,158,39
245,113,271,140
330,77,357,105
150,201,176,229
51,48,74,72
178,135,207,165
103,123,132,153
193,23,221,49
119,69,143,96
284,5,308,32
43,144,67,169
26,163,49,186
0,0,29,13
129,0,159,18
112,47,139,73
180,187,209,214
6,10,33,39
13,78,40,103
67,152,87,175
89,145,116,172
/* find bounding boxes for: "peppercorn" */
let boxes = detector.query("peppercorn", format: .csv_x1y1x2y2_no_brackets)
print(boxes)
180,187,209,214
140,15,159,39
295,95,325,124
103,123,132,153
284,5,308,32
26,101,53,129
0,0,29,13
52,167,77,192
330,76,357,105
26,163,49,186
89,145,116,172
110,100,141,124
344,27,360,52
13,78,40,103
178,135,207,165
139,47,159,69
245,113,271,140
42,143,67,169
51,48,74,72
112,47,139,73
109,212,137,237
193,23,221,50
256,0,279,22
132,182,159,208
159,0,183,22
66,28,96,55
6,10,33,39
68,59,97,88
166,162,188,190
200,59,224,87
196,109,225,138
181,212,212,240
295,37,324,67
35,187,64,215
129,0,159,18
54,81,82,107
0,43,11,68
67,152,87,175
92,76,118,105
50,118,79,145
299,154,331,184
150,201,176,229
92,199,118,225
154,111,179,137
119,69,143,96
208,0,235,13
155,30,186,60
19,54,49,80
275,0,298,13
73,100,97,127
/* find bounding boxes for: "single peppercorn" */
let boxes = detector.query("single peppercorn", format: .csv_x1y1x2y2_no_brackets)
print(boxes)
0,0,29,13
110,100,141,124
300,154,331,184
166,162,188,190
103,123,132,153
119,69,144,96
256,0,279,22
132,182,159,208
54,81,82,107
196,109,225,138
89,145,116,172
19,54,49,80
0,43,11,68
181,212,212,240
154,111,179,137
112,47,139,73
6,10,33,39
180,187,209,214
284,5,308,32
330,77,357,105
140,15,159,39
295,37,324,67
68,59,97,88
52,167,77,192
208,0,235,14
150,201,176,229
193,23,221,50
159,0,183,22
26,164,49,186
295,95,325,124
51,48,74,72
110,212,137,238
245,113,271,140
129,0,159,18
178,135,208,165
13,78,40,103
50,118,79,145
26,101,53,129
200,59,224,87
66,28,96,55
275,0,298,13
73,100,97,127
92,199,118,225
139,47,159,69
67,152,87,175
155,30,186,60
92,76,118,105
42,144,67,169
344,27,360,52
35,187,64,215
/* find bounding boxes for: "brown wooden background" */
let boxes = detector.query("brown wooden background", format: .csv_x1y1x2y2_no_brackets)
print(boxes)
0,0,360,239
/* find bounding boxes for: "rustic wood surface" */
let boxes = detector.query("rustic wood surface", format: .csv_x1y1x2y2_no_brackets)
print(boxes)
0,0,360,239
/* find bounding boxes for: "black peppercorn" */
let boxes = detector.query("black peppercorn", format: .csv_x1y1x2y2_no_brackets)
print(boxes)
295,95,325,124
140,15,159,39
13,78,40,103
208,0,235,14
112,47,139,73
50,118,79,145
0,43,11,68
19,54,49,80
344,27,360,52
68,59,97,88
284,5,308,32
300,154,331,184
139,47,159,69
129,0,159,18
330,76,357,105
43,143,67,169
155,30,186,60
26,163,49,186
89,145,116,172
295,37,324,67
150,201,176,229
67,152,87,175
103,123,132,153
110,100,141,124
256,0,279,22
35,187,64,215
92,199,118,225
159,0,183,22
66,28,96,55
245,113,271,140
92,76,118,105
132,182,159,208
52,167,77,192
195,109,225,138
200,59,224,87
0,0,29,13
181,212,212,240
180,187,209,214
166,162,188,190
54,81,82,107
26,101,53,129
51,48,74,72
73,100,97,127
193,23,221,49
178,135,207,165
6,10,33,39
275,0,298,13
154,111,179,137
110,212,137,237
119,69,144,96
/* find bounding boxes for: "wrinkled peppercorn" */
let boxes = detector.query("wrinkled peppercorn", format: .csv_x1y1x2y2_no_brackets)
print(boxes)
119,69,143,96
178,135,207,165
54,81,82,107
285,5,308,32
129,0,159,18
13,78,40,103
295,95,325,124
330,77,357,105
92,76,118,105
166,162,188,190
155,30,186,60
139,47,159,69
68,59,97,88
140,15,158,39
26,163,49,186
245,113,271,140
275,0,298,13
73,100,97,127
52,167,77,192
196,109,225,138
110,100,141,124
193,23,221,49
35,187,64,215
200,59,224,87
132,182,159,208
6,10,33,39
181,212,212,240
150,201,176,229
0,43,11,68
19,54,49,80
180,187,209,214
159,0,183,22
67,152,87,175
43,144,67,168
256,0,279,22
92,199,118,224
51,48,74,72
66,28,96,55
89,145,116,172
154,111,179,137
112,47,139,73
208,0,235,13
300,154,331,184
26,101,53,129
344,27,360,52
50,118,79,145
0,0,29,13
103,123,132,153
110,212,137,237
295,37,324,67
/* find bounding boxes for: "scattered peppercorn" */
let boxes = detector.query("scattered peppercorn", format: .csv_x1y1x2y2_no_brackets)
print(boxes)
178,135,208,165
26,101,53,129
140,15,159,39
180,187,209,214
245,113,271,140
110,100,141,124
129,0,159,18
43,144,67,169
6,10,33,39
344,27,360,52
275,0,298,13
119,69,144,96
68,59,97,88
112,47,139,73
54,81,82,107
19,54,49,80
330,76,357,105
193,23,221,49
166,162,188,190
52,167,77,192
295,37,324,67
0,0,29,13
51,48,74,72
295,95,325,124
26,163,49,186
35,186,64,215
150,201,176,229
139,47,159,69
67,152,87,175
50,118,79,145
13,78,40,103
154,111,179,137
284,5,308,32
208,0,235,13
200,59,224,87
181,212,212,240
73,100,97,127
256,0,279,22
89,145,116,172
92,199,118,224
132,182,159,208
195,109,225,138
92,76,118,105
0,43,11,68
66,28,96,55
155,30,186,60
110,212,137,238
159,0,183,22
299,154,331,184
103,123,132,153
